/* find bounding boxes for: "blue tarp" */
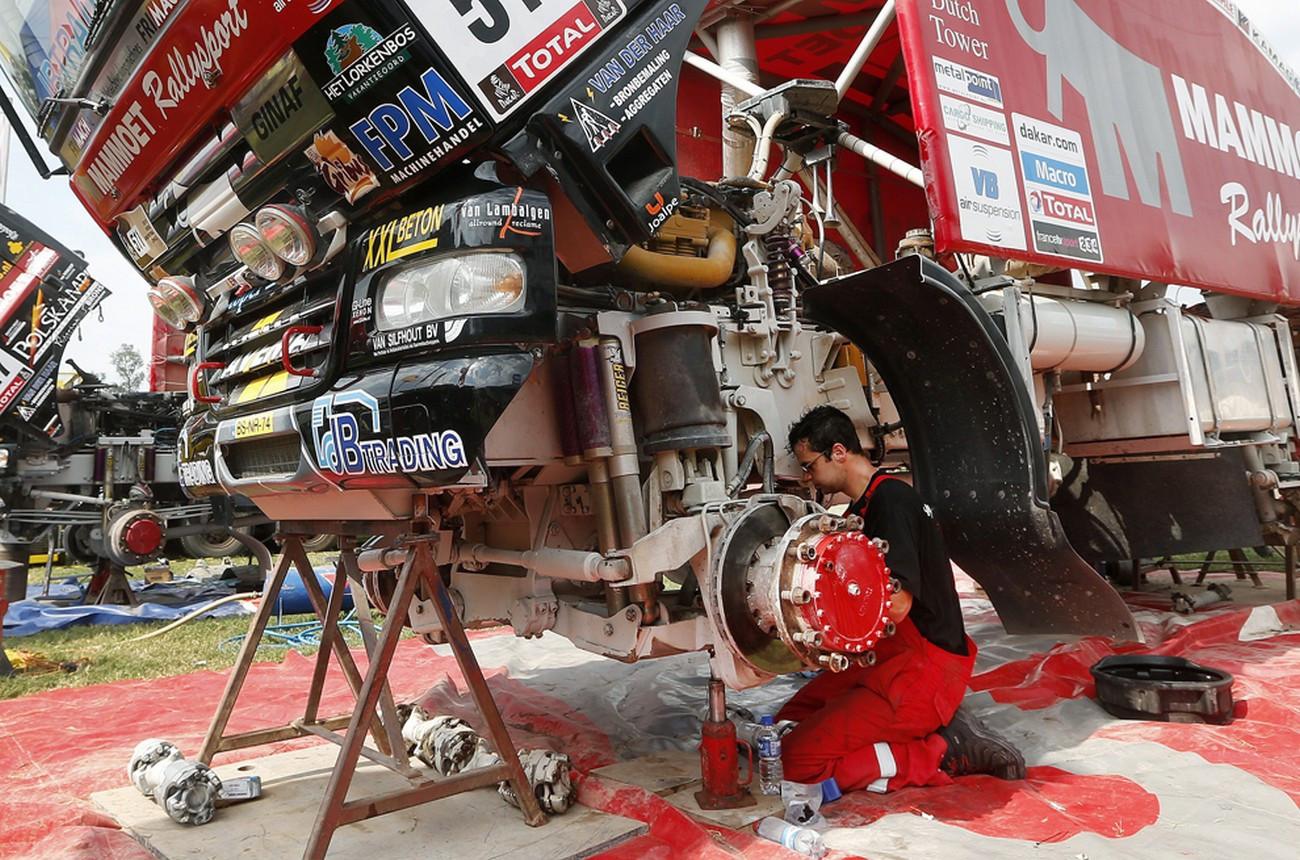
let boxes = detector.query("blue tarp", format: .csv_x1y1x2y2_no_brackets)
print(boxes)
2,566,352,637
2,580,253,637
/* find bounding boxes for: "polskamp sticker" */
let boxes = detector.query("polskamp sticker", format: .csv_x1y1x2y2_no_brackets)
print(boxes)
311,390,468,476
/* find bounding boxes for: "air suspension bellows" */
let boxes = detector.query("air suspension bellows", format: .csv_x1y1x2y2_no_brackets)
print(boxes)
629,304,731,453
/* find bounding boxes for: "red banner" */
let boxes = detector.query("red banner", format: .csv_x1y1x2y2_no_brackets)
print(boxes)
897,0,1300,302
71,0,342,225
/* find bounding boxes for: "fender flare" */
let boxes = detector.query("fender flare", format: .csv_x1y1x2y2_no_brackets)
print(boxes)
804,256,1137,640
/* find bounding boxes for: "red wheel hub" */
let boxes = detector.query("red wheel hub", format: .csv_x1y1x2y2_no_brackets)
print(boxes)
123,517,164,556
793,531,892,653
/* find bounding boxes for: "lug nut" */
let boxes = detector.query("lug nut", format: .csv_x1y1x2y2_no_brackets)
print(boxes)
820,653,850,672
798,543,818,562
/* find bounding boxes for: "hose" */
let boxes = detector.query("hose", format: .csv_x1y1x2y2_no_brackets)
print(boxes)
129,591,261,641
616,208,737,292
726,430,775,498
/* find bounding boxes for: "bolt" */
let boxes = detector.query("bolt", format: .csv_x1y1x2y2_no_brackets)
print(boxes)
603,622,614,637
847,582,860,596
624,607,638,622
798,543,817,562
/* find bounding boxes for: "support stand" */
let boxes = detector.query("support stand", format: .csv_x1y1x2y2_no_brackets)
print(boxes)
89,562,138,605
199,534,546,859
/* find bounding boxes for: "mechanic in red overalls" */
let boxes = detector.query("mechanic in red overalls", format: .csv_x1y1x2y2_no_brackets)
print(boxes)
779,405,1025,792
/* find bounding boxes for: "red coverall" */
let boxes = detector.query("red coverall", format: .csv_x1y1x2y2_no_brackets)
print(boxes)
777,619,976,792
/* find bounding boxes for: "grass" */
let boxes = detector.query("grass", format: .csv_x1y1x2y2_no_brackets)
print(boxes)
1,551,394,701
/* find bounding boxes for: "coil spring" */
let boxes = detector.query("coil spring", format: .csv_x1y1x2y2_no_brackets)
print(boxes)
764,234,794,308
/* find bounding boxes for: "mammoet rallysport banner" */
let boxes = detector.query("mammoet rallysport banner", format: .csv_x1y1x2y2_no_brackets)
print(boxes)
897,0,1300,301
0,204,110,433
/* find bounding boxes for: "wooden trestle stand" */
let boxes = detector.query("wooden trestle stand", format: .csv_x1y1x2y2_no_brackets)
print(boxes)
198,532,546,859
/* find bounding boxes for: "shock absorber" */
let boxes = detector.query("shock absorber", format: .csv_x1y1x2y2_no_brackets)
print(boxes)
764,233,794,313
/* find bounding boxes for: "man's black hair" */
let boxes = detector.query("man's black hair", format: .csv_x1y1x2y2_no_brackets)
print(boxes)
787,405,862,455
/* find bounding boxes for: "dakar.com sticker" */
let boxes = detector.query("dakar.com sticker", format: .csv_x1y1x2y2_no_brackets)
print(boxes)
948,136,1026,250
1012,113,1103,264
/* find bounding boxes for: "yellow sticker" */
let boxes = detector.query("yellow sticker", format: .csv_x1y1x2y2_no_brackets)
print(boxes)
234,412,275,438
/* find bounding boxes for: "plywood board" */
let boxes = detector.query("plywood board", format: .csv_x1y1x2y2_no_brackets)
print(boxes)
93,744,645,860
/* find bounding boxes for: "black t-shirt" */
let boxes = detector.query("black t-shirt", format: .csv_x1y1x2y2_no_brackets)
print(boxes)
848,474,968,656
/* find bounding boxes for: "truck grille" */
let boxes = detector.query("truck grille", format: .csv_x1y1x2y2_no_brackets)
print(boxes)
201,273,339,413
224,435,303,479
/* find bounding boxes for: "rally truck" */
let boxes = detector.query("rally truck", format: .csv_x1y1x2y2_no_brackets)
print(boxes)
4,0,1300,686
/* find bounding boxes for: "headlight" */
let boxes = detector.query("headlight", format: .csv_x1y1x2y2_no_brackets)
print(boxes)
147,276,206,330
376,252,525,331
229,222,285,280
255,204,316,266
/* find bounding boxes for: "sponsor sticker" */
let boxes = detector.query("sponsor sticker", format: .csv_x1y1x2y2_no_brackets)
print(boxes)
321,23,416,104
932,56,1003,108
422,0,626,121
947,136,1026,250
305,130,380,204
346,65,486,184
311,391,468,476
177,458,217,487
361,205,445,271
939,93,1009,145
1013,113,1103,263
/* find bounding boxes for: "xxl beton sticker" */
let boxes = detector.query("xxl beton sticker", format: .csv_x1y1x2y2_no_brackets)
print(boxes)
311,390,467,476
420,0,626,121
1013,113,1103,263
947,136,1026,250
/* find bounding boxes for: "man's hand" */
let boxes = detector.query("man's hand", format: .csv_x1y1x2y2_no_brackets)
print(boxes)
888,587,913,624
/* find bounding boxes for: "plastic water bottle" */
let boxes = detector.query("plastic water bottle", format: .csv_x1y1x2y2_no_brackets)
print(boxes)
757,715,783,796
755,816,827,858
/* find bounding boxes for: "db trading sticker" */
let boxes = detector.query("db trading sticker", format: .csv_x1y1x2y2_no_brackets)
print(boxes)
421,0,626,121
1012,114,1103,264
947,136,1026,251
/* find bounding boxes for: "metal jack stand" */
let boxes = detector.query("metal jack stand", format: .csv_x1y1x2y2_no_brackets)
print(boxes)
199,534,546,859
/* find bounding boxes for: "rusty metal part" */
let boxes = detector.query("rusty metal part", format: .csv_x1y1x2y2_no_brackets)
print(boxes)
1170,582,1233,614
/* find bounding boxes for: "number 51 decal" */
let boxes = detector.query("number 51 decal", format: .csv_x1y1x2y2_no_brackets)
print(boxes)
417,0,626,121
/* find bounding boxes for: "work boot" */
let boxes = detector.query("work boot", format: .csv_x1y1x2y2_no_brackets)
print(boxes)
936,706,1027,780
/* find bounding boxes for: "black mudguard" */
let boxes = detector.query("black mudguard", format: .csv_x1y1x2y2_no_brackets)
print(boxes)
804,256,1138,640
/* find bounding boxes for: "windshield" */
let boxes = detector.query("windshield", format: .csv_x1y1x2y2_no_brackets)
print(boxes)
0,0,99,120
